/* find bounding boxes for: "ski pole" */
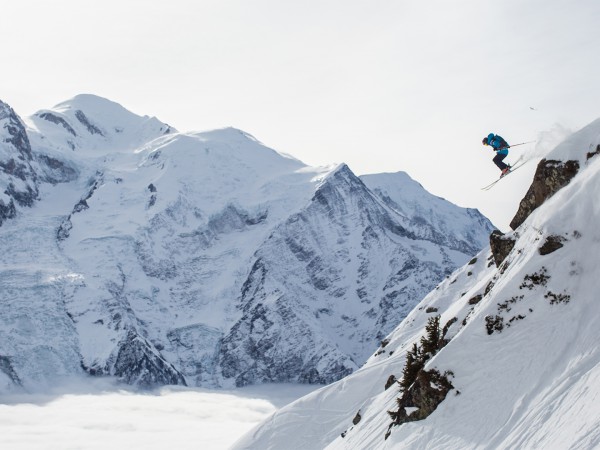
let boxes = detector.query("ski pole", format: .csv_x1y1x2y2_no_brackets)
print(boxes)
509,140,536,148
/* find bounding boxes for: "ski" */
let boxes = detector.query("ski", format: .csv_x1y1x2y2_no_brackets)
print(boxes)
481,159,529,191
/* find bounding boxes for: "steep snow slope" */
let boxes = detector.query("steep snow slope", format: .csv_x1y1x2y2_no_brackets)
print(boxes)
233,119,600,449
0,96,494,392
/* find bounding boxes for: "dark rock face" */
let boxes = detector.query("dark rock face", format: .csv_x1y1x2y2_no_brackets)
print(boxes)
75,110,104,136
489,230,516,267
0,100,39,225
82,330,187,388
385,374,397,390
539,235,566,255
219,300,355,387
57,173,103,240
587,144,600,160
37,112,77,136
112,330,187,388
35,154,79,184
0,199,16,225
387,369,454,439
510,159,579,230
0,355,22,386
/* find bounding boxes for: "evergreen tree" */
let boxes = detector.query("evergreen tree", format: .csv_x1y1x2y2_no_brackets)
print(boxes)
399,342,423,391
420,315,441,357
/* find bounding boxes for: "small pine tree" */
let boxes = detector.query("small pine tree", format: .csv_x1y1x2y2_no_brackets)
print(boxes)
390,316,449,429
399,343,423,391
420,315,441,357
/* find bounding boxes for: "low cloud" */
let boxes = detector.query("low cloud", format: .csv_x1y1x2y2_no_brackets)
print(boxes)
0,382,317,450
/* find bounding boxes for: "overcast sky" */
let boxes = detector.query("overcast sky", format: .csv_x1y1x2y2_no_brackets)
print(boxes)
2,0,600,229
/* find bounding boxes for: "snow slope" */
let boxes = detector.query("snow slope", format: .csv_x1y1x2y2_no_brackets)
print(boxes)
0,95,494,392
233,118,600,449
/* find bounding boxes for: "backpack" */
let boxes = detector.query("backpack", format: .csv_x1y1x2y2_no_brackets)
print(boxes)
491,135,508,149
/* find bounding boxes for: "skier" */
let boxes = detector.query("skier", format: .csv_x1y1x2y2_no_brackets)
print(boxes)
482,133,511,177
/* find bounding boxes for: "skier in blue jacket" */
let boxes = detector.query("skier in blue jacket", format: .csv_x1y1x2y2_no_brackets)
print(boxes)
482,133,511,176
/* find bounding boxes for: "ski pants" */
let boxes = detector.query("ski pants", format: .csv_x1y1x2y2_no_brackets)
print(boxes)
493,152,509,171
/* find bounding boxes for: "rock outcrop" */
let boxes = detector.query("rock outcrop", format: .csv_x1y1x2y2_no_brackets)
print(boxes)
489,230,516,267
510,159,579,230
0,100,39,225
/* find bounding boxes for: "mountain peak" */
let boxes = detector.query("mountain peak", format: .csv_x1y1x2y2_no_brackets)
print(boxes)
29,94,175,152
53,94,130,114
196,127,260,143
50,93,173,133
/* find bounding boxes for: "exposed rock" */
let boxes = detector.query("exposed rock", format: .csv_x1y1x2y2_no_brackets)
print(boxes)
510,159,579,230
0,100,39,224
387,368,454,437
35,154,78,184
81,329,187,388
519,267,550,289
0,199,17,226
385,374,397,390
587,144,600,160
111,330,187,388
0,355,22,386
352,410,362,425
468,294,483,305
539,235,566,255
57,173,103,240
441,317,458,342
37,112,77,136
489,230,516,267
75,110,104,135
485,315,505,335
219,301,356,387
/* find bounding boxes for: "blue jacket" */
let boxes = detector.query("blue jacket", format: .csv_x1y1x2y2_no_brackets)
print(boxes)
487,133,509,155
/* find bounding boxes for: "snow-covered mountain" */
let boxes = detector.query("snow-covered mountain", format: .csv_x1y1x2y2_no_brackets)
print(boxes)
0,95,494,392
233,119,600,449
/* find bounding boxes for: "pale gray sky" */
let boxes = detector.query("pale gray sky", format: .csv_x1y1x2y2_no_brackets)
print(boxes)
2,0,600,229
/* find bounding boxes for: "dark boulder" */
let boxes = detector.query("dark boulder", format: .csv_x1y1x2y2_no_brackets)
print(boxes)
489,230,516,267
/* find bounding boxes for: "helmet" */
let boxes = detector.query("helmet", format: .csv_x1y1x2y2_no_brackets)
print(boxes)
482,137,488,145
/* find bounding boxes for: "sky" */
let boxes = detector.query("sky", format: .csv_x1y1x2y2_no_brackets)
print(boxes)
2,0,600,229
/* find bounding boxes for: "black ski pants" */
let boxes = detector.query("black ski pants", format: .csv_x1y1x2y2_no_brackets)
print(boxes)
493,152,509,171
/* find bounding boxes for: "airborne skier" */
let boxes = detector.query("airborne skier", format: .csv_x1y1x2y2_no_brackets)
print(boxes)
482,133,511,177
